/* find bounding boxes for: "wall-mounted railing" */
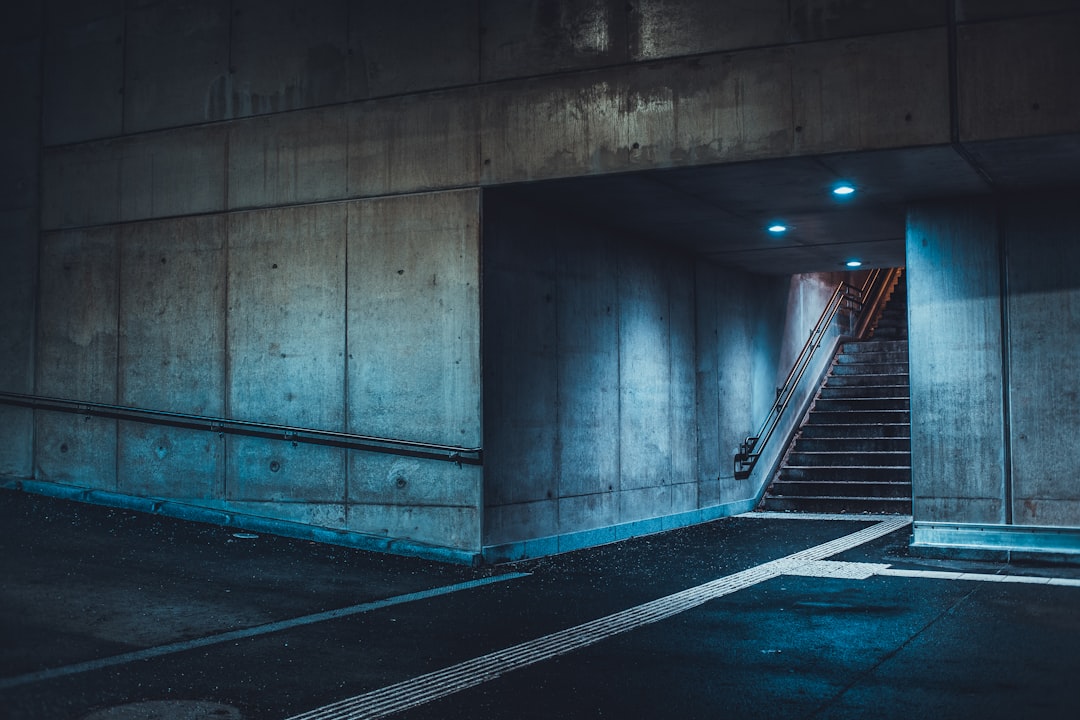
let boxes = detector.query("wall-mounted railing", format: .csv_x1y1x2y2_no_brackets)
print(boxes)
733,268,900,480
0,391,482,465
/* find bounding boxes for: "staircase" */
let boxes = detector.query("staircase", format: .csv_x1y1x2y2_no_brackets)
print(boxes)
759,274,911,514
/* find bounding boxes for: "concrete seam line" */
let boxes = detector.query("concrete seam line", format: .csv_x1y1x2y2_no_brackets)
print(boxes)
285,516,912,720
0,573,529,692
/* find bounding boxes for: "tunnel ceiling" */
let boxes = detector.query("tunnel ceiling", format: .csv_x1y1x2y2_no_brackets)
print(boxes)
495,133,1080,276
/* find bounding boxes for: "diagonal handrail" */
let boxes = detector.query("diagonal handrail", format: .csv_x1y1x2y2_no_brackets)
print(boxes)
733,268,899,480
0,391,482,465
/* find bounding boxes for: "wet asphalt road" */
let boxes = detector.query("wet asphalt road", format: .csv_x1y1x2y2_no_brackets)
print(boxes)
2,489,1079,720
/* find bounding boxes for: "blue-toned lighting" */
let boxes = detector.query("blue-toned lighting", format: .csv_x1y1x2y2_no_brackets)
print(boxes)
833,184,856,196
846,260,863,268
768,224,787,234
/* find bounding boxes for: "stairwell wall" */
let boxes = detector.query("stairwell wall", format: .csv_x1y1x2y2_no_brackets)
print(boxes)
907,192,1080,555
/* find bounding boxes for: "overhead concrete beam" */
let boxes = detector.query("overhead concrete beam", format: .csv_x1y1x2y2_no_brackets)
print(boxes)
958,12,1080,142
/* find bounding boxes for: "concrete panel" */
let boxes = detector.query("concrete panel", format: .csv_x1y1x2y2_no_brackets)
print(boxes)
626,50,792,170
956,1,1080,22
349,454,480,509
618,245,671,491
41,142,122,229
483,500,558,546
347,0,479,98
124,0,230,132
559,492,618,535
0,210,38,478
790,29,950,154
226,204,347,502
229,107,347,210
35,227,120,488
347,191,481,444
555,230,619,499
120,125,227,222
695,265,723,481
228,0,349,117
958,13,1080,142
669,255,697,485
42,2,124,145
480,71,626,184
630,0,945,60
117,216,227,500
0,40,41,212
1003,197,1080,527
907,201,1006,525
618,485,671,524
348,87,480,198
350,502,480,551
480,0,628,81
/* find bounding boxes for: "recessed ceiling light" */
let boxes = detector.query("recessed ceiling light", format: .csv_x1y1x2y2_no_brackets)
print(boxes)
833,184,856,196
768,224,787,234
846,260,863,268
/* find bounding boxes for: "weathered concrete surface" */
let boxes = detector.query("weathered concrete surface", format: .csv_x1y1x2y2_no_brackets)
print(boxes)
1003,196,1080,527
41,0,123,145
347,190,482,552
117,217,226,501
958,11,1080,142
480,0,628,81
907,201,1006,525
34,228,120,490
483,194,789,551
228,107,347,210
0,22,41,479
629,0,946,60
225,205,347,508
226,0,349,117
347,0,479,98
348,88,481,198
124,0,230,133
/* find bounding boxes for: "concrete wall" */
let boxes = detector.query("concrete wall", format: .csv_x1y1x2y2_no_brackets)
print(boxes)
482,195,788,560
907,192,1080,554
0,5,42,479
7,1,1079,560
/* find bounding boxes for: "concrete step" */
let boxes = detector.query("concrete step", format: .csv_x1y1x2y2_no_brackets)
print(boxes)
781,465,911,482
841,340,907,354
786,450,911,466
818,385,909,399
805,409,910,425
794,436,911,452
831,362,908,376
798,423,910,439
824,373,907,388
767,479,912,498
813,397,909,412
759,494,912,514
835,350,909,364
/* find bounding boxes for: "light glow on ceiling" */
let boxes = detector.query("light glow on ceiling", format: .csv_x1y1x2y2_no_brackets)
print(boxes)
833,184,856,196
768,224,787,234
846,260,863,268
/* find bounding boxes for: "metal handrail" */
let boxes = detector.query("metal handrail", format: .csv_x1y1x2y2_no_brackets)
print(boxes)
0,391,482,465
733,268,895,480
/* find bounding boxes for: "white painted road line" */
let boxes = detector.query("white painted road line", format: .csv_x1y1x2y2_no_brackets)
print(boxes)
738,512,903,522
0,573,529,692
781,561,1080,587
285,516,913,720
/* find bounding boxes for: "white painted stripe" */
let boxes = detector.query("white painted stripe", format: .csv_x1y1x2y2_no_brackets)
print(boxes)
0,572,529,691
738,512,911,522
286,516,912,720
878,567,1080,586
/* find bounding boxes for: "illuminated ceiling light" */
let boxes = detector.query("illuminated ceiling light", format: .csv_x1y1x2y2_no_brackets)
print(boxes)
846,260,863,268
767,224,787,234
833,184,856,196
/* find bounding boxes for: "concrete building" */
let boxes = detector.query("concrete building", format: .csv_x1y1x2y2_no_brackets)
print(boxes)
1,0,1078,564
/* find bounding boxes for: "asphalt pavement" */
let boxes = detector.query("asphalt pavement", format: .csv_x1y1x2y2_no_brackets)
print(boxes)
2,488,1079,719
